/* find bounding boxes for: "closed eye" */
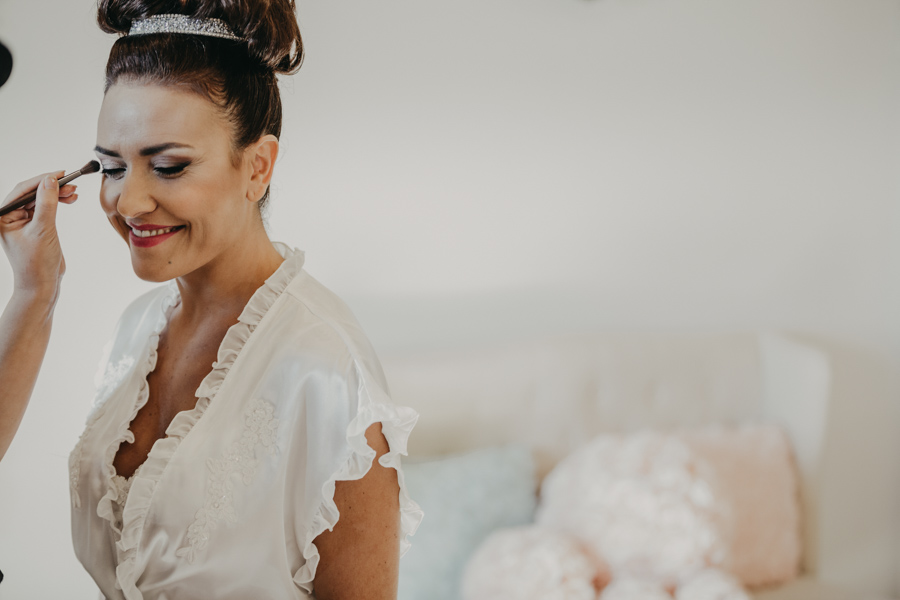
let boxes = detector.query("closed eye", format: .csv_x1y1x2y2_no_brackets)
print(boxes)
155,164,189,178
101,168,125,180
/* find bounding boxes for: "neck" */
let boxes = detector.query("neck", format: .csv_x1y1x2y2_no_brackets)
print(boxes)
173,225,285,325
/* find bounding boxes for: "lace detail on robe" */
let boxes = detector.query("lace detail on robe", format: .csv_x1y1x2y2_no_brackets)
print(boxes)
176,398,280,563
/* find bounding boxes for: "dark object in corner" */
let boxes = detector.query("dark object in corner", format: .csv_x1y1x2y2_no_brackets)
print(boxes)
0,40,12,89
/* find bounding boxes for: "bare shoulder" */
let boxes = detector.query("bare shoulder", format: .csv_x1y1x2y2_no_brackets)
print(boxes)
312,422,401,600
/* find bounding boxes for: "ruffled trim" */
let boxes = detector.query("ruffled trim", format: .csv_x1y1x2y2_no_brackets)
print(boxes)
99,244,305,599
96,287,179,542
292,367,425,595
71,341,140,509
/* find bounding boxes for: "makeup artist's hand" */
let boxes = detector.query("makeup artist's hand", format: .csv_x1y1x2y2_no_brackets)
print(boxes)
0,173,77,462
0,172,79,304
0,174,78,462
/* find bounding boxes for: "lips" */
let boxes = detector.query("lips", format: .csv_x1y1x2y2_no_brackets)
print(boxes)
129,225,185,248
131,225,181,238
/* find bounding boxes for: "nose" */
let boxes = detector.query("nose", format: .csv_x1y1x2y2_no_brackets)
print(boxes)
111,170,157,219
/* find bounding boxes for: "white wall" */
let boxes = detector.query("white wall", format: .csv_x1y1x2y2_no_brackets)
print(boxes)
0,0,897,598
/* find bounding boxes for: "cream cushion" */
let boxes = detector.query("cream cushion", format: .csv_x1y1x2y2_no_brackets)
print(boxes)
382,333,834,592
752,578,895,600
383,333,827,574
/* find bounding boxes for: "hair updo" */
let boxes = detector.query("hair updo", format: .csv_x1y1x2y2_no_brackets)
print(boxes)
97,0,304,213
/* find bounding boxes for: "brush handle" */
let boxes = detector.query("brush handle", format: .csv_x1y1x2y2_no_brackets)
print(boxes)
0,170,88,218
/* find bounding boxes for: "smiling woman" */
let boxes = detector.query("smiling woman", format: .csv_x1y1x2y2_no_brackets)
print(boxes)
93,84,280,283
0,1,422,599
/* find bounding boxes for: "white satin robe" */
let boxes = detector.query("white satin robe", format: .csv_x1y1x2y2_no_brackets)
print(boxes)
68,243,423,599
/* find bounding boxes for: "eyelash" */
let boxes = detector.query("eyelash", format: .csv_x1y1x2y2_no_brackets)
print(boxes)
101,164,189,181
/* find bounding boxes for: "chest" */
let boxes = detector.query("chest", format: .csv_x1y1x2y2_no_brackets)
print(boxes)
112,319,232,478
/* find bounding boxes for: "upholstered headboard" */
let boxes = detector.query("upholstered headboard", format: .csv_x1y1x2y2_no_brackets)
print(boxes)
380,332,830,575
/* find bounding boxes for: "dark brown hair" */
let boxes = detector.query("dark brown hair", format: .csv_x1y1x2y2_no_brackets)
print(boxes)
97,0,304,213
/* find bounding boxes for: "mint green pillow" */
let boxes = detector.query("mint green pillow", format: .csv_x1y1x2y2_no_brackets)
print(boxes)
399,445,537,600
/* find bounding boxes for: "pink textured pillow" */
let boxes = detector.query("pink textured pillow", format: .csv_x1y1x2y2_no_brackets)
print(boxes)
461,525,608,600
684,425,801,587
537,424,801,589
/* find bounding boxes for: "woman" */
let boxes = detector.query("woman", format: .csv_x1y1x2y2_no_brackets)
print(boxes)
0,1,422,598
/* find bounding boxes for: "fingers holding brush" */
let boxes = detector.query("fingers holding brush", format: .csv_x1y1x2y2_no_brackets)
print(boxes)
32,173,62,231
23,185,79,213
0,207,31,226
0,171,64,227
1,185,77,224
59,183,78,202
0,171,68,302
2,171,62,205
0,162,97,301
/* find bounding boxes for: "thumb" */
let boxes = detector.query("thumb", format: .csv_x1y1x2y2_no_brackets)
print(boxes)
32,172,63,229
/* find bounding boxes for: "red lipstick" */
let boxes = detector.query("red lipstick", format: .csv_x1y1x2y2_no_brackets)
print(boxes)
128,223,184,248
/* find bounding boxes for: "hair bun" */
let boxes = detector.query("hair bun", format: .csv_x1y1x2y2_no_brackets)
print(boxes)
97,0,303,74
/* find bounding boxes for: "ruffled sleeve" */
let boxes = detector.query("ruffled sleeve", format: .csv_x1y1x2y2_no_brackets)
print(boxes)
290,360,425,594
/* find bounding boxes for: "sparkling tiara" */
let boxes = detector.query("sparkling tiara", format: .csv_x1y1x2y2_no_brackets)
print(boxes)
127,14,244,42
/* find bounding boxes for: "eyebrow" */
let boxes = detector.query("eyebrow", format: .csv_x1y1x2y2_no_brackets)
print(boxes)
93,142,194,157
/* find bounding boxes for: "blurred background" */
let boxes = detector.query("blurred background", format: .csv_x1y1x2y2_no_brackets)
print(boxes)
0,0,897,598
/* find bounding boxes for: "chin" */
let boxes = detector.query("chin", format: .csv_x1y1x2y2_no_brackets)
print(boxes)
130,253,177,283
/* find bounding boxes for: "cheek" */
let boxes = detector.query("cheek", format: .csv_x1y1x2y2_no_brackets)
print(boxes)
99,181,118,214
98,183,128,237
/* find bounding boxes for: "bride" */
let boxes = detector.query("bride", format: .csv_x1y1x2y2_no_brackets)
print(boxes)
0,1,422,598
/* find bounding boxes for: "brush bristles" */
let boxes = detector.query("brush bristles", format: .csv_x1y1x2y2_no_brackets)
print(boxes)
81,160,101,175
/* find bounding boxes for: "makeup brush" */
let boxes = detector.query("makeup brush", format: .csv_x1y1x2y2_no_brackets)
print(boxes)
0,160,101,218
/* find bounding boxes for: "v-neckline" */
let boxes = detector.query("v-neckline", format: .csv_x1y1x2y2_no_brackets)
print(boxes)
96,243,305,539
111,293,184,480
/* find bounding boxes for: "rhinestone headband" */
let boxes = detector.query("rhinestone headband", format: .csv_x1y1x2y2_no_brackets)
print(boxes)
127,14,244,42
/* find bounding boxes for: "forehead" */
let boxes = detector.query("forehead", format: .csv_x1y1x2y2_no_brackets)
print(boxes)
96,82,229,151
